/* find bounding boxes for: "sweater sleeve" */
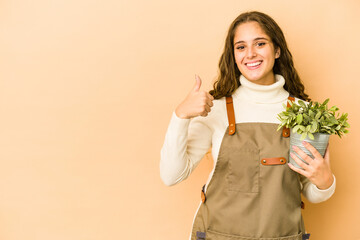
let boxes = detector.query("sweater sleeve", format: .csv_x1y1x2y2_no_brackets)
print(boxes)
300,174,336,203
160,112,212,186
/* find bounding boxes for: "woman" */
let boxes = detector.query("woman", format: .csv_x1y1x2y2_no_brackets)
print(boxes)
160,11,335,240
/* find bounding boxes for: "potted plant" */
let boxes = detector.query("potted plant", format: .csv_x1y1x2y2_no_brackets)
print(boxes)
277,98,350,169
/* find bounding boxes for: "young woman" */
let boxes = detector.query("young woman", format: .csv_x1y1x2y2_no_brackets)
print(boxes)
160,11,335,240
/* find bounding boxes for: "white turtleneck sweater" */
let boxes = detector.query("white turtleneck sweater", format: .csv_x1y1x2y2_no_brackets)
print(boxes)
160,75,335,203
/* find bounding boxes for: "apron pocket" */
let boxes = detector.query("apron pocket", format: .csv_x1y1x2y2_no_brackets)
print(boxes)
226,148,259,193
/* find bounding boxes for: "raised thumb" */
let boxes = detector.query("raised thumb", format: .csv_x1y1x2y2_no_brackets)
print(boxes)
193,74,202,92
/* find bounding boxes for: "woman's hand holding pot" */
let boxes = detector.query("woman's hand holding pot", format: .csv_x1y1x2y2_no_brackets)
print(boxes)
175,75,214,119
288,142,334,190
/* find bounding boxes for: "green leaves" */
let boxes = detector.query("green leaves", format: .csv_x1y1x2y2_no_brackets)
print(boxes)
321,98,330,107
311,121,318,133
296,114,303,124
277,98,350,138
292,125,305,133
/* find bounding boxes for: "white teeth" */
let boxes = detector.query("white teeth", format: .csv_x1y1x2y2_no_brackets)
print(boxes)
247,61,261,67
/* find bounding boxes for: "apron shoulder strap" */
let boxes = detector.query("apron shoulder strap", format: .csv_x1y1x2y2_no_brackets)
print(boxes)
225,96,236,135
282,95,295,137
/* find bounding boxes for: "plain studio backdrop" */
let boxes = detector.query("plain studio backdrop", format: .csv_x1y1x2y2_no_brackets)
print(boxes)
0,0,359,239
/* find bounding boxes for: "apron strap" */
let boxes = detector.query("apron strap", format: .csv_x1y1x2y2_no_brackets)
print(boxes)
225,96,236,135
282,95,295,137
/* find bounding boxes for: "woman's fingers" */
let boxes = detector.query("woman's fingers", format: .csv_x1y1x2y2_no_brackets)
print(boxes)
290,152,310,172
193,74,202,92
175,75,214,119
302,141,323,160
292,146,313,164
290,142,334,190
204,104,211,113
198,101,212,117
288,162,309,178
206,95,214,107
207,92,214,101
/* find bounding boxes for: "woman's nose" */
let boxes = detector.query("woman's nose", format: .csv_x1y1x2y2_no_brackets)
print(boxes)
246,46,257,58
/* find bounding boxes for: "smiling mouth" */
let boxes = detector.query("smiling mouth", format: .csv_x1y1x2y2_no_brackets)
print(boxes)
245,61,262,67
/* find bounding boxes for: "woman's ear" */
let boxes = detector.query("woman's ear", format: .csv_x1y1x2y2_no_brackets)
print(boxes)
275,48,281,59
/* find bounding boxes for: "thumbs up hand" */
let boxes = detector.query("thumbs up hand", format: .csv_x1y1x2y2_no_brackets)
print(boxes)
175,75,214,119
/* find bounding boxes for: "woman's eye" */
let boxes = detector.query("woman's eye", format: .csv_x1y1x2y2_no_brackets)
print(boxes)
256,42,266,47
236,45,245,50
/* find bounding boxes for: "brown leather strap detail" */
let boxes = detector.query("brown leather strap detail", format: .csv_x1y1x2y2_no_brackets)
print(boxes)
282,128,290,138
201,191,206,203
261,157,287,165
226,96,236,135
282,96,295,138
201,185,206,203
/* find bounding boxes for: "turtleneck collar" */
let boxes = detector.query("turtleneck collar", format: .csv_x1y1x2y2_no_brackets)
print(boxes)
232,74,289,104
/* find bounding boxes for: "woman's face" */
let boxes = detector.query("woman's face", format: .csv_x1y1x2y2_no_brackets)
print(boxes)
233,21,280,85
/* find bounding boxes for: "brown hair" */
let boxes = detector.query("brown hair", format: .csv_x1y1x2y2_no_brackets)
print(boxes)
209,11,310,101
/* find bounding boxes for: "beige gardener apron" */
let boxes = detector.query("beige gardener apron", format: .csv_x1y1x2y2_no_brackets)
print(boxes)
191,96,310,240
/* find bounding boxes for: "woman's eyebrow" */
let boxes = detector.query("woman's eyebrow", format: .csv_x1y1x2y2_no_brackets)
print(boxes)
234,37,270,45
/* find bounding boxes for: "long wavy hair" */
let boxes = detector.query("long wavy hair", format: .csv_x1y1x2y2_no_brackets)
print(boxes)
209,11,310,101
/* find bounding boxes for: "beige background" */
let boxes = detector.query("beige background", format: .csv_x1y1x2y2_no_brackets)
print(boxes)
0,0,359,239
